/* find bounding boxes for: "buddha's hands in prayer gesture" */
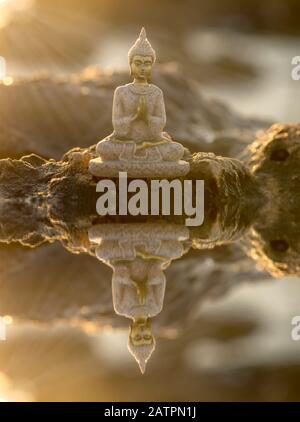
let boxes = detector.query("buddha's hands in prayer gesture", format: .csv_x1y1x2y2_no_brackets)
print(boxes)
131,96,148,123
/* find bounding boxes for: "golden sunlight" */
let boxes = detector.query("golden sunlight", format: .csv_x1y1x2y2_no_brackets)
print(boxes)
0,0,34,29
0,373,33,401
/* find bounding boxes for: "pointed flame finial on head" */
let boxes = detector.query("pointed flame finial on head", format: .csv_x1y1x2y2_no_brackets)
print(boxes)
128,27,156,64
139,27,147,40
127,337,156,374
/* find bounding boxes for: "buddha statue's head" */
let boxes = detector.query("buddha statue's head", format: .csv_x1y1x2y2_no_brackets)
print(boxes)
127,316,156,373
128,27,156,83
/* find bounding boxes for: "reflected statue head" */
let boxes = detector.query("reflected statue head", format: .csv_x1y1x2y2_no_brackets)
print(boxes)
127,316,156,374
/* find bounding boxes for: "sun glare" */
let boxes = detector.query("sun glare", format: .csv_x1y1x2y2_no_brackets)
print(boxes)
0,0,34,29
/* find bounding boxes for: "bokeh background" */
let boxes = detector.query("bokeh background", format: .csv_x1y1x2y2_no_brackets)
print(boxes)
0,0,300,402
1,0,300,121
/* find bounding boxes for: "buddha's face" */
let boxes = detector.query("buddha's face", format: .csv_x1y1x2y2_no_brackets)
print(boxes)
130,55,153,82
130,318,153,346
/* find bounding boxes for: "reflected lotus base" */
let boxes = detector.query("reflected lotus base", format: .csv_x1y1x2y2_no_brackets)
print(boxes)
88,158,190,178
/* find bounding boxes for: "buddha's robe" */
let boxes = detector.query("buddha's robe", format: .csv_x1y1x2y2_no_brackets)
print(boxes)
96,82,186,161
95,239,186,263
111,82,167,142
111,261,166,319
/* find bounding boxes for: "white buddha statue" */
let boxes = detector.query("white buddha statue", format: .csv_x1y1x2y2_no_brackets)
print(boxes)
88,27,190,178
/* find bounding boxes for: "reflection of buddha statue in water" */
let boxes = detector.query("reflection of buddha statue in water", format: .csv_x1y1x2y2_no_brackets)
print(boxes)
88,27,190,178
90,223,189,319
111,259,164,374
89,222,190,373
111,258,167,319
